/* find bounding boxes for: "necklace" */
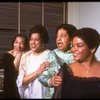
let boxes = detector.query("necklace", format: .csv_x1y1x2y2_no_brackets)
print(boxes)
81,66,91,74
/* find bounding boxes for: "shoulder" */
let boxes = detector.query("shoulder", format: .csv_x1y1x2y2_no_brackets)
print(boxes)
41,49,51,57
3,52,14,59
48,48,57,54
68,62,78,70
47,49,57,58
44,49,51,53
21,50,32,59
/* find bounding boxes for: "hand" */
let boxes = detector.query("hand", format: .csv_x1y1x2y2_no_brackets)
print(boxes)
49,71,62,87
37,61,51,75
12,50,22,57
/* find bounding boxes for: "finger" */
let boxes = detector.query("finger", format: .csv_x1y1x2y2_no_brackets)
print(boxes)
54,71,59,76
53,81,62,86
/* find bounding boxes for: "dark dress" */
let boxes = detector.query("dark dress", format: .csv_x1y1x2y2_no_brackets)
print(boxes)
53,63,100,99
2,53,20,99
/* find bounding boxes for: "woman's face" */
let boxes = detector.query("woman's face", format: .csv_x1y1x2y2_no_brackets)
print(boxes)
56,28,70,51
71,36,91,62
13,37,25,52
29,33,42,53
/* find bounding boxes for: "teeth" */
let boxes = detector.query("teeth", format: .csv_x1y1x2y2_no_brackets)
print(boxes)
32,45,35,48
58,44,62,46
73,53,78,56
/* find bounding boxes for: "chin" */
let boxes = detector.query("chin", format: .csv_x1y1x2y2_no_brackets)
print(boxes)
74,57,79,62
58,47,63,50
76,59,83,63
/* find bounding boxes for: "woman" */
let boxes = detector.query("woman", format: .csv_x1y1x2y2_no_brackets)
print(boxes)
38,24,77,98
2,33,29,98
16,25,51,99
53,27,100,98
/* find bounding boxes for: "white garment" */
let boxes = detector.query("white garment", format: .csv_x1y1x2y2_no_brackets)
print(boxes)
16,50,50,99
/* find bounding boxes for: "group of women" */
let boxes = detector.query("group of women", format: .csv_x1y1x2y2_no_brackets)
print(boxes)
2,23,100,99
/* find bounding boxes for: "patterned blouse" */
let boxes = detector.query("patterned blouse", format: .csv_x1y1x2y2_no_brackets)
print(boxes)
38,48,75,98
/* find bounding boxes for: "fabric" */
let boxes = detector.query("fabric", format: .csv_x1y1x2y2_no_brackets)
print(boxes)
52,66,63,99
38,48,74,98
2,53,20,99
53,64,100,99
16,50,50,99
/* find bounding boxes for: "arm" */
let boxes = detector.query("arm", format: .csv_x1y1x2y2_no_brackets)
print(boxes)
14,53,22,71
22,61,50,85
38,51,61,87
17,52,50,86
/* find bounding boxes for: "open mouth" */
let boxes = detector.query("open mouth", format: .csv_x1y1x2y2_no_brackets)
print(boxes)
73,53,78,58
57,42,63,47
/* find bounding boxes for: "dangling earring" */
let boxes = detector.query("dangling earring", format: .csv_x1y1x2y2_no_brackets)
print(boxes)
69,41,72,48
42,43,45,48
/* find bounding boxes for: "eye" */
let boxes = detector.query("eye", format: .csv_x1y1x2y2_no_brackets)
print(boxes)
77,43,84,48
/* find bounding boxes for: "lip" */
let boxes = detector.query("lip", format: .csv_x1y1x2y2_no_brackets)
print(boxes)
31,44,36,48
58,43,62,46
73,53,78,57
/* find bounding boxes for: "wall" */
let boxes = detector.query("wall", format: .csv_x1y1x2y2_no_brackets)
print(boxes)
68,2,100,61
0,2,68,60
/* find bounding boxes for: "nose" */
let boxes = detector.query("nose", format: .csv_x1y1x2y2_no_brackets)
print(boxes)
16,43,20,48
71,46,77,53
57,37,61,41
30,39,35,44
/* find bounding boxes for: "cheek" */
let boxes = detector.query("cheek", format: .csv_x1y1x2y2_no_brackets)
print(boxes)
78,49,88,60
13,43,17,48
64,39,70,46
20,45,25,49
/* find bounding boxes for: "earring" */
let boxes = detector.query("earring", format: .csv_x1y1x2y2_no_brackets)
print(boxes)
42,43,45,48
69,41,72,48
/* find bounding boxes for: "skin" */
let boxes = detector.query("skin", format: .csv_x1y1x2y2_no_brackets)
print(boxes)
70,36,100,77
13,36,25,53
52,36,100,86
56,28,70,51
71,37,92,62
8,36,25,70
49,28,71,87
22,33,50,85
29,33,43,54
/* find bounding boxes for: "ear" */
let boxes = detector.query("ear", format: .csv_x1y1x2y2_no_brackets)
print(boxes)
91,48,96,53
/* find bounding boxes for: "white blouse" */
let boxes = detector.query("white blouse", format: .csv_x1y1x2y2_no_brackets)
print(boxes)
16,50,50,99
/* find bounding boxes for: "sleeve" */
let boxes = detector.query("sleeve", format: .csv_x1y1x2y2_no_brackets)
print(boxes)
2,53,17,85
16,54,27,88
38,51,61,87
52,63,66,99
16,54,28,98
2,53,15,70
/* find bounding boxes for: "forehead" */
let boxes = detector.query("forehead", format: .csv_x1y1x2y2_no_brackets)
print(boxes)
31,33,40,37
73,36,85,43
15,36,25,42
57,28,68,35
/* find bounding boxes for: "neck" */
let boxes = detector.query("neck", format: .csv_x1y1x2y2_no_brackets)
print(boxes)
79,55,96,68
32,48,45,56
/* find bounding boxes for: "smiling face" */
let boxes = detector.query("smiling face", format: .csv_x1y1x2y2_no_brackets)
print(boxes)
56,28,70,51
71,36,92,62
29,33,42,53
13,36,25,52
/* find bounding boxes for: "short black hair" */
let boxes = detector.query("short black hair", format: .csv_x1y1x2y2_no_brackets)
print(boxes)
56,24,77,38
29,25,49,45
73,27,100,51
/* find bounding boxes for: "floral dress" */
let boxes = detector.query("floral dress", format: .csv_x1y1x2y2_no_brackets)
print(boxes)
38,48,74,98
